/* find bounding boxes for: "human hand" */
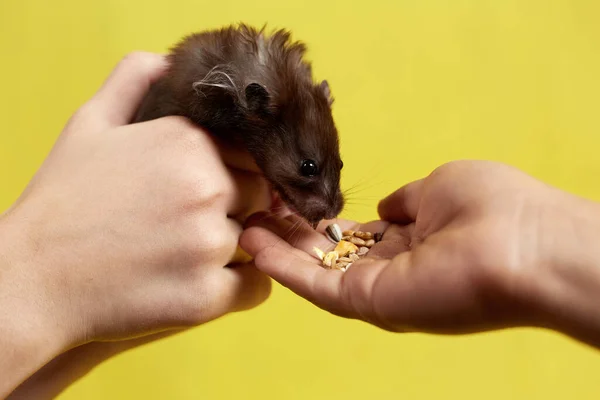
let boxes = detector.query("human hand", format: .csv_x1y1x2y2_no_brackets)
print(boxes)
0,52,272,395
240,160,600,345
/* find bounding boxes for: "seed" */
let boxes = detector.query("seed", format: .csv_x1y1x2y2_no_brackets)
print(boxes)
313,246,325,260
334,240,359,257
317,229,380,271
323,251,339,268
357,246,369,256
347,236,366,246
325,223,342,243
354,231,373,240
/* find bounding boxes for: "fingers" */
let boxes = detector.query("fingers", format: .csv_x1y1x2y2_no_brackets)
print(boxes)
179,263,271,328
240,224,401,324
199,263,271,323
268,192,295,218
214,136,262,174
87,52,168,128
239,213,411,328
244,212,334,255
217,263,272,312
239,225,355,318
243,212,390,256
226,169,272,222
377,178,424,223
150,117,270,222
240,217,317,264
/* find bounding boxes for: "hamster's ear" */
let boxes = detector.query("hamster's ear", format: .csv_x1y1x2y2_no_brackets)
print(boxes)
320,80,334,107
245,83,270,112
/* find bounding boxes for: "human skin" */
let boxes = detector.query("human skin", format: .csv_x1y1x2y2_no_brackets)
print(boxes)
0,52,273,397
241,160,600,349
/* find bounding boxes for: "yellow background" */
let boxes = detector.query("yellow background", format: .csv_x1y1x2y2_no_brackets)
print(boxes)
2,0,600,399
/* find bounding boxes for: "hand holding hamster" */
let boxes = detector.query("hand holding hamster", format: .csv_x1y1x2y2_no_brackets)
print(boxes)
134,23,345,228
0,52,272,397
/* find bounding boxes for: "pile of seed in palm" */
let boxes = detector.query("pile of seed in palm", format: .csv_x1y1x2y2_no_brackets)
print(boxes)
313,223,383,271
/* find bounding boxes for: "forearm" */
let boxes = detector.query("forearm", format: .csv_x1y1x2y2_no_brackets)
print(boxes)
0,212,70,397
0,327,62,398
529,190,600,348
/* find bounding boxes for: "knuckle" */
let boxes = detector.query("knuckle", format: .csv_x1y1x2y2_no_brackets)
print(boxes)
68,100,98,125
177,170,232,208
205,225,237,256
203,178,234,206
118,51,158,73
184,221,238,264
158,118,214,157
61,100,105,135
180,273,225,325
157,115,197,136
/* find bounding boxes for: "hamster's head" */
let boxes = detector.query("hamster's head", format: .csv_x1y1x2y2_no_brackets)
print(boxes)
242,80,345,228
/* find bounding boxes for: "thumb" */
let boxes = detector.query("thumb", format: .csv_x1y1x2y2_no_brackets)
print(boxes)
377,179,424,223
89,52,168,129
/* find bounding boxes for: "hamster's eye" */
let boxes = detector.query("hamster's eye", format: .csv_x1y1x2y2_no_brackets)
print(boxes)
300,159,319,177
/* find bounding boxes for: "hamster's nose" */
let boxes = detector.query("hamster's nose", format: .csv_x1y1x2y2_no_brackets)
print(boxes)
326,190,345,218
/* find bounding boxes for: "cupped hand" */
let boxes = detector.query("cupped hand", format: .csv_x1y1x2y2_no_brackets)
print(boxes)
240,160,585,334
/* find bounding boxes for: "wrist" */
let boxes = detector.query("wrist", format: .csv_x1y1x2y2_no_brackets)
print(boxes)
0,210,75,396
524,189,600,347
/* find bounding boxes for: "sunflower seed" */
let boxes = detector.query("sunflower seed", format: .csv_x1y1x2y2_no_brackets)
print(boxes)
325,223,343,243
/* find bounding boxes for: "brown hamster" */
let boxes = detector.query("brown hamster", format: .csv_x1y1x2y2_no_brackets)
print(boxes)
134,23,344,228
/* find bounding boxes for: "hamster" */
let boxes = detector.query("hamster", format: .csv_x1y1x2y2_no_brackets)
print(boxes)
134,23,344,228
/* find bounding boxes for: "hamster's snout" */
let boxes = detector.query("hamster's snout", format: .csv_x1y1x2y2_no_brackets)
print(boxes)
300,190,344,229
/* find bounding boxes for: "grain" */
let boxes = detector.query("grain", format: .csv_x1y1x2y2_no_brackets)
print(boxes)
313,225,384,271
334,240,358,257
357,246,369,256
323,251,339,268
354,231,373,240
347,236,366,246
313,246,325,260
